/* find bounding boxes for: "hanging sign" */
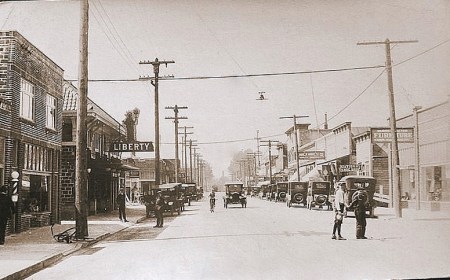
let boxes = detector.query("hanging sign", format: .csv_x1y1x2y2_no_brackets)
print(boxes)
110,141,154,152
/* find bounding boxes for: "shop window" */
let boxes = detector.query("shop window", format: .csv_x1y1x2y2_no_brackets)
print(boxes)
20,78,34,121
22,175,48,213
46,94,57,129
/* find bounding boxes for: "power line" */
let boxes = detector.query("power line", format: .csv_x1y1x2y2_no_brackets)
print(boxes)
394,38,450,67
65,64,384,82
159,65,385,80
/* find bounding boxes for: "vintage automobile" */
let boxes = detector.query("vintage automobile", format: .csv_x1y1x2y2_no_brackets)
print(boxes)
196,187,204,200
275,182,288,202
267,184,278,201
286,181,308,207
181,183,197,206
223,182,247,208
338,175,377,218
257,181,270,199
157,183,184,216
309,181,331,209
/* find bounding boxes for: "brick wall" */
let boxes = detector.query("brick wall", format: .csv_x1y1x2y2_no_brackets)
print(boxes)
0,31,64,232
60,145,76,220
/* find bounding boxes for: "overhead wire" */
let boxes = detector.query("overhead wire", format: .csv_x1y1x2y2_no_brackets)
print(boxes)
96,0,139,72
0,3,15,30
91,0,140,74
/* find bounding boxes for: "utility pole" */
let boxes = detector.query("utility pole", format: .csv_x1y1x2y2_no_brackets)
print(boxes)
139,58,175,187
179,126,193,182
358,38,417,218
247,152,261,186
280,115,308,181
189,139,197,183
260,140,279,185
413,106,422,210
255,130,262,166
165,105,188,183
75,0,89,239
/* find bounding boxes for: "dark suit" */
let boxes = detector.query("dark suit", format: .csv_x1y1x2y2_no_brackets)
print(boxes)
0,192,14,244
116,192,127,222
350,189,368,239
155,195,165,227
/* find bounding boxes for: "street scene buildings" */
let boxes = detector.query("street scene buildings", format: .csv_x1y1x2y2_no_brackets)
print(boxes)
0,1,449,279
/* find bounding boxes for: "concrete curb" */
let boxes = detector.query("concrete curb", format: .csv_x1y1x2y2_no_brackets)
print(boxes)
1,215,147,280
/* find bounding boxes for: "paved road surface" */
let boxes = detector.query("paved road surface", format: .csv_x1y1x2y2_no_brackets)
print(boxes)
27,194,450,280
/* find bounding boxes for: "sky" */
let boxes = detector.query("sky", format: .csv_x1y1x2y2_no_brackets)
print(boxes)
1,0,449,178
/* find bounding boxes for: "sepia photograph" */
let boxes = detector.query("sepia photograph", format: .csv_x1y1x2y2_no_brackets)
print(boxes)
0,0,449,279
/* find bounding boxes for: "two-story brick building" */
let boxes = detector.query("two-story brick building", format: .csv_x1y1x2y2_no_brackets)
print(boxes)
61,81,129,220
0,31,63,233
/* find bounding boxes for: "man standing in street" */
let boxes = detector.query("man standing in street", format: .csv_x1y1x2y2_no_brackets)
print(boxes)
154,191,165,228
332,183,347,240
116,188,128,222
350,185,369,239
0,185,14,245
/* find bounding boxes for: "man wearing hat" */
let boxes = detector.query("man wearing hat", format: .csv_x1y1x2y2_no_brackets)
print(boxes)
116,188,128,222
350,185,370,239
154,191,165,228
0,185,14,245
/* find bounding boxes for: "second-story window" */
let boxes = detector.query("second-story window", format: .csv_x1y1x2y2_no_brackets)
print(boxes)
20,78,34,121
46,94,57,129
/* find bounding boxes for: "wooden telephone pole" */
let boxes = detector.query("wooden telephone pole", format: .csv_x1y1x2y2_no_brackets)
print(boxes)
260,140,279,185
280,115,308,182
75,0,89,239
139,58,174,186
179,126,193,182
165,105,188,183
358,39,417,218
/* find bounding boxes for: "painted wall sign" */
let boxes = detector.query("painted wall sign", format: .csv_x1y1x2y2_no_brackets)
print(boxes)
371,128,414,143
110,142,154,152
339,164,363,172
298,150,325,160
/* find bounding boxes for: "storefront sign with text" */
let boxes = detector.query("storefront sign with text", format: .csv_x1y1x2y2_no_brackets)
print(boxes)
110,142,154,152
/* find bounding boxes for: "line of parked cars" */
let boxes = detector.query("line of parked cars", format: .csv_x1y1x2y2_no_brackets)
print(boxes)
143,182,204,218
253,175,377,217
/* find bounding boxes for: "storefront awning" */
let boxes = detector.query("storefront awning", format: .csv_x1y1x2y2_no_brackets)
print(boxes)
158,183,182,189
288,166,307,181
257,180,270,187
300,166,324,182
109,163,139,171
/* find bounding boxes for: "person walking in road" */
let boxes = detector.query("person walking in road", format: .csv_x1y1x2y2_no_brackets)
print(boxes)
209,190,216,213
332,183,347,240
350,185,369,239
154,191,165,228
116,188,128,222
0,185,14,245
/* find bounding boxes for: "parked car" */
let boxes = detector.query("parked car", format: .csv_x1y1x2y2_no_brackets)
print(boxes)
156,183,183,216
196,187,204,200
339,175,377,218
276,182,288,202
182,183,197,206
309,181,331,209
286,181,308,207
223,182,247,208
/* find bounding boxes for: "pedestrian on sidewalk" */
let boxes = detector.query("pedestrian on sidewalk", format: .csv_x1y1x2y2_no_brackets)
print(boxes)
332,183,347,240
0,185,14,245
116,188,128,222
350,185,369,239
154,191,164,228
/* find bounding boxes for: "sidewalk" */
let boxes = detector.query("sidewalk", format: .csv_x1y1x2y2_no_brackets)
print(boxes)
0,205,147,280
